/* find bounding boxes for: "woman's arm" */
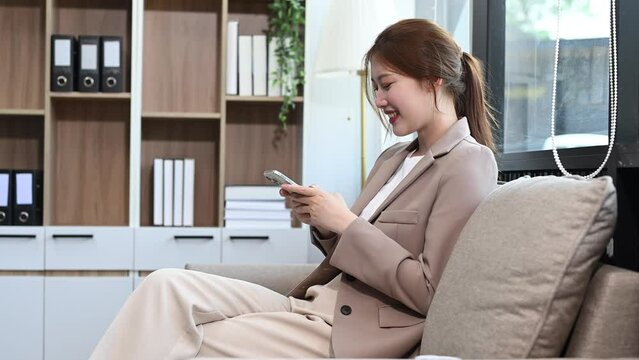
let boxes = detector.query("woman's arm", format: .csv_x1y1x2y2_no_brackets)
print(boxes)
329,147,498,315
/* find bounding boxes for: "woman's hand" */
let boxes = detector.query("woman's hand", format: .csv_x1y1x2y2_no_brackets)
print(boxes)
280,184,358,234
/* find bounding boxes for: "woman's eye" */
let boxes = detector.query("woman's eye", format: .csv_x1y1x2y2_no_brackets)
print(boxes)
382,82,392,90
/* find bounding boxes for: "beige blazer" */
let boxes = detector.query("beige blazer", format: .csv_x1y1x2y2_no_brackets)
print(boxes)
289,118,498,358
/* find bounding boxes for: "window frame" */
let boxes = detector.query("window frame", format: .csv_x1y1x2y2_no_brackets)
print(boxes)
472,0,639,271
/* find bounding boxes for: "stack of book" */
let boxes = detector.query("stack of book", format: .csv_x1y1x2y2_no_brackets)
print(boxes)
226,20,291,97
153,158,195,227
224,186,291,228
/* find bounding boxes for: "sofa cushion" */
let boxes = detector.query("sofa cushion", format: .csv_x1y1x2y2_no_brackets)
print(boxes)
420,176,617,358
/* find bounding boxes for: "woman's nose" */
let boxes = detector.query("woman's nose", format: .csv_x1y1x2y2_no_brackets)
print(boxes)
375,92,387,108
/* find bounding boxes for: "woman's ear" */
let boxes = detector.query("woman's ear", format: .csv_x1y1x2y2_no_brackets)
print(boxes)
421,78,443,92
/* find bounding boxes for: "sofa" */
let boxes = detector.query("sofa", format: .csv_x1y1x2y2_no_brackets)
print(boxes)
186,175,639,358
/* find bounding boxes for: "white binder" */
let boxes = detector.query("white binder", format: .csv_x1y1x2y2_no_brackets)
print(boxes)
153,158,163,226
183,159,195,227
226,21,239,95
252,35,267,96
173,159,184,227
163,159,173,227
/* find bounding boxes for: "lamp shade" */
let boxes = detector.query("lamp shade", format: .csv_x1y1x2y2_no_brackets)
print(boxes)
314,0,399,76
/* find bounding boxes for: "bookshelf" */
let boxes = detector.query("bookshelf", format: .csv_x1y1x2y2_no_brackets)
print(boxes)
0,0,305,228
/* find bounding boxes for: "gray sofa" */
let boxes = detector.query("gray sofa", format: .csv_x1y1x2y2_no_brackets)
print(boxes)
186,175,639,358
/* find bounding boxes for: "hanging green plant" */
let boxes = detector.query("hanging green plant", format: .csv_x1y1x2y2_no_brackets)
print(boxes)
268,0,305,130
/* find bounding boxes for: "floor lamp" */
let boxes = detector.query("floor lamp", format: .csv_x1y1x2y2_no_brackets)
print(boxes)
314,0,398,188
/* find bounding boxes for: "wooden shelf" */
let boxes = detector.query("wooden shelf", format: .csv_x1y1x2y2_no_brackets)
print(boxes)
0,109,45,116
142,111,222,120
49,92,132,100
226,96,303,103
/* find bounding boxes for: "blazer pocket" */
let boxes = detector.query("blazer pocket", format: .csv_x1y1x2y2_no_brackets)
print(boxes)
378,305,425,328
377,210,419,224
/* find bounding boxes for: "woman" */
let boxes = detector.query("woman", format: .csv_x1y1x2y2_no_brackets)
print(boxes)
90,18,497,359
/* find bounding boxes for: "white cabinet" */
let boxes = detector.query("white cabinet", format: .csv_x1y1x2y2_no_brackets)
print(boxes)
45,227,134,270
135,227,222,270
0,227,45,360
0,276,44,360
44,276,133,360
221,228,309,264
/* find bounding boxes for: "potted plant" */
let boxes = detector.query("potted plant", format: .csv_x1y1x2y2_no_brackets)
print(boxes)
268,0,305,129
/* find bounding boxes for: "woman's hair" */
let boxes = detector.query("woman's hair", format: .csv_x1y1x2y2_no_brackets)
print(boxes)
364,19,496,151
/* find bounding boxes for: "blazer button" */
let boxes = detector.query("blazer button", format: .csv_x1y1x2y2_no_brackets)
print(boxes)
344,274,355,282
340,305,352,316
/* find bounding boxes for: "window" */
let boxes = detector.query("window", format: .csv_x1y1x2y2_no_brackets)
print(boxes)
503,0,610,153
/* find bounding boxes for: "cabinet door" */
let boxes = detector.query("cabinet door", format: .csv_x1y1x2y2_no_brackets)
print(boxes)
45,226,134,270
135,227,222,270
0,227,45,269
44,276,133,360
0,276,44,360
222,228,308,264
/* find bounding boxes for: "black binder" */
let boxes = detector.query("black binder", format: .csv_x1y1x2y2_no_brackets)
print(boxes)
100,36,123,92
77,35,100,92
13,170,42,226
0,170,12,226
51,35,76,92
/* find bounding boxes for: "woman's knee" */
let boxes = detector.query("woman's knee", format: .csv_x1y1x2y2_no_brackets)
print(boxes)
140,268,189,291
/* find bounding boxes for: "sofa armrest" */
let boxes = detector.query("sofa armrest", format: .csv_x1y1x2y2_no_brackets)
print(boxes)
565,264,639,357
185,263,316,295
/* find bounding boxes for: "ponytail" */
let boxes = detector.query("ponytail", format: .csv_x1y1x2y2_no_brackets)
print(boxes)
459,52,496,152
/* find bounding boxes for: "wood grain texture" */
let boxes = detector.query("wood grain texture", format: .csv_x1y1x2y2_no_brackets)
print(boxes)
228,0,269,35
51,99,129,225
0,115,44,170
53,0,131,92
0,0,45,110
141,118,220,227
143,0,221,113
225,102,302,185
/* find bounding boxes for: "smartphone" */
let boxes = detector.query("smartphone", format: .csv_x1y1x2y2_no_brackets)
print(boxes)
263,170,298,186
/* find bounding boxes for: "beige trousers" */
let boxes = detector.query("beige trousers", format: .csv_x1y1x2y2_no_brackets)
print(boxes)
89,268,337,360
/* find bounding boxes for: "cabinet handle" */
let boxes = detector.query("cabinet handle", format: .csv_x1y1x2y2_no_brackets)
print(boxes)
229,236,270,241
173,235,214,240
0,234,37,239
52,234,94,239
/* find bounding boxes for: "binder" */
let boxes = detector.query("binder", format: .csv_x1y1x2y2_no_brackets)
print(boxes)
13,170,40,226
163,159,173,227
100,36,123,92
153,158,163,226
0,170,12,226
173,159,184,227
268,37,282,96
252,35,267,96
51,35,76,92
226,21,239,95
77,35,100,92
183,158,195,227
238,35,252,96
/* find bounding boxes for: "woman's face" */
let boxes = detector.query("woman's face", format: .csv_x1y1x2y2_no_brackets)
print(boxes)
370,58,435,137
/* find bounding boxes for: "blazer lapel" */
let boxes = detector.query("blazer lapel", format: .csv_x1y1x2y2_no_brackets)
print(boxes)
350,139,418,216
364,118,472,222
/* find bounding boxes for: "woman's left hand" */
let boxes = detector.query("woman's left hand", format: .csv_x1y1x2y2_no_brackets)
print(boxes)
281,184,358,234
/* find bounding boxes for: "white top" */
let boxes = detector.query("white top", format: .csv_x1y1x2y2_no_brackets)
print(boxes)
360,150,424,221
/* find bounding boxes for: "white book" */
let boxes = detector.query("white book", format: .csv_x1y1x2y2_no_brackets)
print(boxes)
225,185,281,201
173,159,184,227
225,219,291,229
163,159,174,226
226,21,239,95
224,209,291,220
267,36,282,96
183,158,195,227
153,158,163,226
252,35,267,96
238,35,252,96
225,200,286,211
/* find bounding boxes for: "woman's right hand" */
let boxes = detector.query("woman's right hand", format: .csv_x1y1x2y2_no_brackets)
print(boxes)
280,187,333,237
